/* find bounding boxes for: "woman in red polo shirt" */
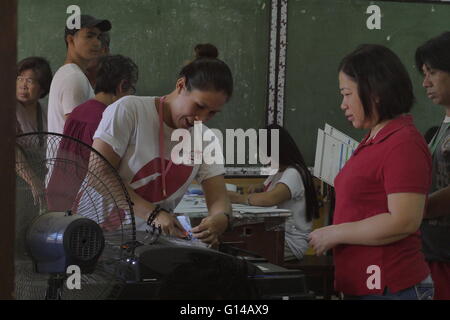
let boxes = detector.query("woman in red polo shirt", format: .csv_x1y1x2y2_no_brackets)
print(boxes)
309,44,434,300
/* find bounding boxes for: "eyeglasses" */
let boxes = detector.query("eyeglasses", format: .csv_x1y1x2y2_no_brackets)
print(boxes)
17,77,38,86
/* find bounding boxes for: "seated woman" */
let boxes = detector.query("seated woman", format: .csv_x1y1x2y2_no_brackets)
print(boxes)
16,57,53,133
309,44,433,300
228,124,320,261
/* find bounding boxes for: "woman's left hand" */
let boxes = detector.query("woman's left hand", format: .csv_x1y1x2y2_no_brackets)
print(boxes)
308,224,342,256
192,213,229,247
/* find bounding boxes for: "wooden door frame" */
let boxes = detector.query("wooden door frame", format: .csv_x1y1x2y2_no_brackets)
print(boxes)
0,0,17,300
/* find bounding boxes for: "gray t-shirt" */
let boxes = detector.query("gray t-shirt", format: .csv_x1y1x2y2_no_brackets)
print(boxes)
16,102,47,133
421,116,450,261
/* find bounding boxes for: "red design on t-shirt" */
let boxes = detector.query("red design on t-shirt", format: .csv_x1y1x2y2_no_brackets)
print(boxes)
100,207,126,232
131,158,193,202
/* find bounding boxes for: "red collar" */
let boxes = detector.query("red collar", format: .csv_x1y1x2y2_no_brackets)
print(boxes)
361,114,414,146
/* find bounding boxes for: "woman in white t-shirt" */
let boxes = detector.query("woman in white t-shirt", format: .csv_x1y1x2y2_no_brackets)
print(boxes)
92,44,233,247
228,124,320,260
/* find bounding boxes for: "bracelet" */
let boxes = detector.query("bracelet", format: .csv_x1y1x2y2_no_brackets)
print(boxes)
146,205,167,226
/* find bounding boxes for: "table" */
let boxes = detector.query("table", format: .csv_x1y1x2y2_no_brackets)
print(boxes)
174,195,292,266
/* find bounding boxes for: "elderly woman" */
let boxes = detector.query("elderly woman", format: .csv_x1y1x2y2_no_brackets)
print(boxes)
16,56,53,133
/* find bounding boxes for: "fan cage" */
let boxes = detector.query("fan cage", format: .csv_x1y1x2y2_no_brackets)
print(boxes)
67,222,104,261
15,132,138,300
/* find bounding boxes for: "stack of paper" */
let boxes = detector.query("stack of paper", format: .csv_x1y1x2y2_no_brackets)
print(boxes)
231,204,289,214
174,194,290,215
314,124,359,186
174,195,208,214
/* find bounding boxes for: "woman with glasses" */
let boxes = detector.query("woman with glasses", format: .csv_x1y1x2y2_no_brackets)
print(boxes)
16,57,53,133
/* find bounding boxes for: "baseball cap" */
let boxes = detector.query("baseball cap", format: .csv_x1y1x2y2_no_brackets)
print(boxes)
65,14,112,39
79,14,111,31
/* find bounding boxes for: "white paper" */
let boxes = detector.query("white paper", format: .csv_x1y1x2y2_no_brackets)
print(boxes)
314,124,359,186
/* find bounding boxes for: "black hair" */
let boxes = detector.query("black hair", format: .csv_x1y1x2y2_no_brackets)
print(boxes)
17,56,53,99
415,31,450,74
339,44,415,123
194,43,219,59
94,54,138,95
265,124,320,222
179,44,233,100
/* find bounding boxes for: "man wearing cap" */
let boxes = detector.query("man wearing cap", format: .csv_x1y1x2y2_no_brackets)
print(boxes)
86,32,111,87
48,14,111,134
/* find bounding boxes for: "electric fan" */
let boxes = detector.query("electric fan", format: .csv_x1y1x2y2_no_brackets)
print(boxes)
15,133,297,300
15,132,137,300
